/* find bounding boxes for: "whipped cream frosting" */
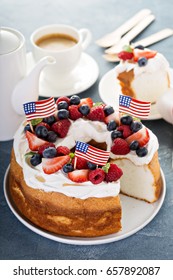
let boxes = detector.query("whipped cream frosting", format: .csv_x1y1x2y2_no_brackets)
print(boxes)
13,118,158,199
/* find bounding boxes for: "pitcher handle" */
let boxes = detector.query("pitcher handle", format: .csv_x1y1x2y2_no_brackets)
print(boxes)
79,28,92,50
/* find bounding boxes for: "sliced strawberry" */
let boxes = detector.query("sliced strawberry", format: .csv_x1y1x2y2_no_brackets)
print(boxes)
118,51,134,61
79,97,93,108
105,111,120,125
26,131,49,151
68,169,89,183
126,126,150,147
42,155,70,174
133,49,157,62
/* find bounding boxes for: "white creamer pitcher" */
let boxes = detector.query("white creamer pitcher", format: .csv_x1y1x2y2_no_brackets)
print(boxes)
0,27,56,141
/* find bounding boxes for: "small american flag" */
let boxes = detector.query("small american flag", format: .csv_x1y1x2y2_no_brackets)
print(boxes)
23,97,56,121
75,141,110,166
119,94,151,119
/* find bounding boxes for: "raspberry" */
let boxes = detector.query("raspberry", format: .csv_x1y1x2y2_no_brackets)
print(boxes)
68,105,82,120
105,163,123,182
87,106,105,122
51,119,71,138
89,168,105,184
38,143,56,155
72,157,88,169
56,146,70,156
56,96,70,105
118,51,134,61
111,138,130,155
117,125,132,138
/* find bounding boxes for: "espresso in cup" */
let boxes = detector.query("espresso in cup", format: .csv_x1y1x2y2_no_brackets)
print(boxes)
35,33,78,51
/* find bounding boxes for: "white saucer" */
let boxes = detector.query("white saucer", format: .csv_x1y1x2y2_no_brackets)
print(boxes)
26,52,99,97
99,68,173,120
3,166,166,245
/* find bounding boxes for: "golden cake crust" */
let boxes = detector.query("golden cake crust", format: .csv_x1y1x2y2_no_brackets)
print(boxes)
9,149,122,237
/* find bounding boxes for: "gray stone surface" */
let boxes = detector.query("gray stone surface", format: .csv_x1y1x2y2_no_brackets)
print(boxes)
0,0,173,260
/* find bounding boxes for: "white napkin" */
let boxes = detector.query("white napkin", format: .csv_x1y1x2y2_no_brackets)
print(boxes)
156,88,173,124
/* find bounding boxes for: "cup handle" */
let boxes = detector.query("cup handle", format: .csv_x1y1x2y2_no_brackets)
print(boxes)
79,28,92,50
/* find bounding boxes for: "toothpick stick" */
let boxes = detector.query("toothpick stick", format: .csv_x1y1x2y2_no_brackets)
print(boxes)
74,157,77,170
28,121,34,133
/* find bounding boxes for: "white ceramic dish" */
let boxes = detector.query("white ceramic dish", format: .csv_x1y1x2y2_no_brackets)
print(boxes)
99,68,173,120
4,165,166,245
26,52,99,97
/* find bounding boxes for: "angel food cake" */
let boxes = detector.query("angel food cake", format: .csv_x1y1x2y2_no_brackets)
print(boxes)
9,95,162,237
115,46,170,104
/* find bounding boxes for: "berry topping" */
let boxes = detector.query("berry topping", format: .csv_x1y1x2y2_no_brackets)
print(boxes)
36,122,50,131
111,130,123,140
26,131,49,151
43,116,55,125
51,119,71,138
56,146,70,156
35,125,48,139
118,51,134,61
129,140,139,151
117,125,132,138
126,126,150,147
24,124,32,133
87,162,97,170
105,111,120,124
63,163,74,173
104,163,123,183
133,49,157,62
130,121,142,132
57,109,69,119
30,153,42,166
104,105,114,116
78,104,90,116
46,131,57,142
38,143,56,156
111,138,130,155
68,105,82,120
72,157,88,169
134,45,144,50
42,155,70,174
136,147,148,157
87,105,105,122
107,120,117,131
79,97,93,108
138,57,148,67
89,168,105,184
120,115,133,125
68,169,89,183
70,95,80,105
56,96,70,105
57,101,69,110
42,147,57,158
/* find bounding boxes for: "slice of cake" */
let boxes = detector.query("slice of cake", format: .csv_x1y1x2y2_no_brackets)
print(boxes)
9,95,162,237
115,46,170,104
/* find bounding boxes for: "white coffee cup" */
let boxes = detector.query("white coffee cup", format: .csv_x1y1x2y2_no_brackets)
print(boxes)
30,24,92,85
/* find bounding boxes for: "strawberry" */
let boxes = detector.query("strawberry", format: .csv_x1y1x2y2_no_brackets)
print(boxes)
68,169,89,183
71,157,88,169
117,125,132,138
68,105,82,120
126,126,150,147
38,143,56,155
111,138,130,155
42,155,70,174
89,168,105,184
133,49,157,62
105,163,123,182
87,105,105,122
56,146,70,156
56,96,70,105
51,119,71,138
79,97,93,108
105,111,120,125
118,51,134,61
26,131,49,151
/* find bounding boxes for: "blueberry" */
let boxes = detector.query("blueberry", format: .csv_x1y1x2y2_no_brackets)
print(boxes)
120,115,133,125
134,45,144,50
79,104,90,116
104,105,114,116
43,116,55,125
136,147,148,157
129,140,139,151
46,131,57,142
107,120,117,131
24,124,32,133
87,162,97,170
57,101,69,110
70,95,80,105
138,57,148,67
130,121,142,132
111,130,123,140
30,153,42,166
57,109,69,119
42,147,57,158
35,125,48,138
63,163,74,173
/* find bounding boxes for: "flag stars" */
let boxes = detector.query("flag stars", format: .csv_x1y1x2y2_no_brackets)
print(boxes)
23,102,36,115
76,142,89,153
119,95,131,107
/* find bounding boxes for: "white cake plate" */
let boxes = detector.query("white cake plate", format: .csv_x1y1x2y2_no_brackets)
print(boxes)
4,165,166,245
